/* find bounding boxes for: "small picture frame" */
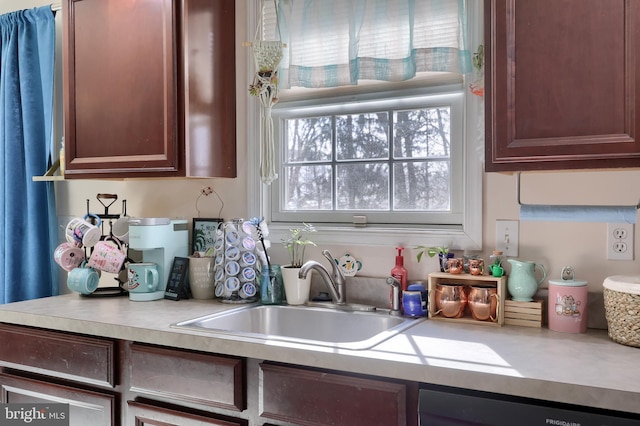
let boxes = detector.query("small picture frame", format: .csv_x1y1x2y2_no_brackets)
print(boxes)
192,218,223,255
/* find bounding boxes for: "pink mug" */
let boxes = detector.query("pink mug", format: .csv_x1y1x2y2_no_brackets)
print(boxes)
53,242,85,272
88,237,126,274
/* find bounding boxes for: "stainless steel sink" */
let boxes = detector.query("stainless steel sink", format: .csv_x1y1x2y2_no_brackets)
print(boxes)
171,304,424,350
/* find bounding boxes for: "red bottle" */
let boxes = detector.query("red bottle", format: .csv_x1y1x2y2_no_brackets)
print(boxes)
390,247,408,309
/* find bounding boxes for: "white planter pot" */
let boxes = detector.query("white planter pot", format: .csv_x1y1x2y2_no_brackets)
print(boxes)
281,266,312,305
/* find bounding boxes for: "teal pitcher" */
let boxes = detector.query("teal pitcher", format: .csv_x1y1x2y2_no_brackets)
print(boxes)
507,259,546,302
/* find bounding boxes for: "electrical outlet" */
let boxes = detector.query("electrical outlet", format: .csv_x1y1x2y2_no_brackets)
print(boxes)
607,223,634,260
496,220,519,257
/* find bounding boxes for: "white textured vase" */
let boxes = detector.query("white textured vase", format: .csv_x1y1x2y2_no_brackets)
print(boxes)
281,266,312,305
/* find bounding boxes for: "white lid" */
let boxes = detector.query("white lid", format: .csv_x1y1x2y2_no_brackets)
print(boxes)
603,275,640,295
548,266,587,287
549,278,587,287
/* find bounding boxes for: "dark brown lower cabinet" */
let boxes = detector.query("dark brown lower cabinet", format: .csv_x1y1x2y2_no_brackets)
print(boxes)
0,324,247,426
259,362,418,426
0,323,420,426
0,373,116,426
0,324,118,426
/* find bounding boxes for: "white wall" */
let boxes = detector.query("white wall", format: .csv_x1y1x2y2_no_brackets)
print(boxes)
6,1,640,308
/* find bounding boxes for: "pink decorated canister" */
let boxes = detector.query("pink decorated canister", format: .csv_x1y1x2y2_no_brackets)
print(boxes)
548,266,588,333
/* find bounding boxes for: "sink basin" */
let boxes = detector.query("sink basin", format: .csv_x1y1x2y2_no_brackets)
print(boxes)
171,304,424,350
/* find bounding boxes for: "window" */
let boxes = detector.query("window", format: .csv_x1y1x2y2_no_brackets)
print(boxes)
272,89,464,227
250,0,483,250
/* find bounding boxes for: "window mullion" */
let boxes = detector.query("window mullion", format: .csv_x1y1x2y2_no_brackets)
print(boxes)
388,109,394,212
331,115,337,211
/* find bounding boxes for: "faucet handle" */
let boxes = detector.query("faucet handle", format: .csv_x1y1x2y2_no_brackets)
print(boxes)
386,276,400,287
321,249,334,265
321,250,344,280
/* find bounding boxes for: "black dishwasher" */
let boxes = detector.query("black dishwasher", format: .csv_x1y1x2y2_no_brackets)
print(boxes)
419,384,640,426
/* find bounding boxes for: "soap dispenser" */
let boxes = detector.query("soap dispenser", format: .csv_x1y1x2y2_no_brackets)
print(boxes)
390,247,408,309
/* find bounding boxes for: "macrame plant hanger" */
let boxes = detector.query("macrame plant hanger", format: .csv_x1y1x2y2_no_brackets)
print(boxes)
248,0,284,185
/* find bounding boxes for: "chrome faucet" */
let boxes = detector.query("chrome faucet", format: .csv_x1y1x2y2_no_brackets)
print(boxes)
299,250,346,305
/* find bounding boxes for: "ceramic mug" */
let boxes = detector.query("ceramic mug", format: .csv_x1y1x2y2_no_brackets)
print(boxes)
65,213,102,248
469,259,484,276
446,258,464,274
128,263,159,293
188,256,215,300
402,283,428,317
111,216,129,244
67,261,100,295
88,237,126,274
53,242,85,271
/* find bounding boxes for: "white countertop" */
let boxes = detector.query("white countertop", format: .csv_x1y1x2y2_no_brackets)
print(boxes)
0,294,638,414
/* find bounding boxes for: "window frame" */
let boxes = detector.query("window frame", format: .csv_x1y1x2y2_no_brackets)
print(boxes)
270,86,465,226
246,0,483,252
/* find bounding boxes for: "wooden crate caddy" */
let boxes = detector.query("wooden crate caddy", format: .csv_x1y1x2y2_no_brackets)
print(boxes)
504,299,544,328
427,272,506,326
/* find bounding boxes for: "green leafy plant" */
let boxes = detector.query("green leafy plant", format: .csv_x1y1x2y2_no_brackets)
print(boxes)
415,245,449,263
283,223,317,268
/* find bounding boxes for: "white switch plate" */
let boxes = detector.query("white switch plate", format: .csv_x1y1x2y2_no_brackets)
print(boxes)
496,220,519,257
607,223,634,260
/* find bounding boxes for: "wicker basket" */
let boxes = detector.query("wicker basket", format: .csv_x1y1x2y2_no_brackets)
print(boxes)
603,276,640,348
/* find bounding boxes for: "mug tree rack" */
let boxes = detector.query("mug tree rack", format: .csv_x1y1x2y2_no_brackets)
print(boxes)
82,193,130,297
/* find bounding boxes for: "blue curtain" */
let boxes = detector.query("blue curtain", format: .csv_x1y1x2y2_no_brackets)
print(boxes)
0,6,57,304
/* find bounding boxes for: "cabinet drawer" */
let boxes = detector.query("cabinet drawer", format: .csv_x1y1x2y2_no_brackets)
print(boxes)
127,400,244,426
129,343,245,411
0,324,116,387
260,362,409,426
0,373,116,426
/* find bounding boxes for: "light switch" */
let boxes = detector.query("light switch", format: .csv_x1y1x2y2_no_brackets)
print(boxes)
496,220,519,257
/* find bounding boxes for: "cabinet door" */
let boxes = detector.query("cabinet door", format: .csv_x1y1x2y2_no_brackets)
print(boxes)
63,0,236,178
183,0,237,178
0,373,116,426
485,0,640,171
64,0,179,177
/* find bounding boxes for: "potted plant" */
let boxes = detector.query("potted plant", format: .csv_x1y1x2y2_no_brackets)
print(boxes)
415,245,454,272
281,223,317,304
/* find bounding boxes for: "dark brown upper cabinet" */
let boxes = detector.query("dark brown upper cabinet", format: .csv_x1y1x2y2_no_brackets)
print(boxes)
63,0,236,178
485,0,640,172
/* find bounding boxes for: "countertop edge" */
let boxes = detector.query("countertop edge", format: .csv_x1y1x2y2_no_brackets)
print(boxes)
0,295,638,415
